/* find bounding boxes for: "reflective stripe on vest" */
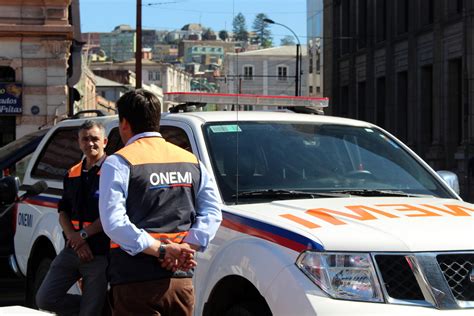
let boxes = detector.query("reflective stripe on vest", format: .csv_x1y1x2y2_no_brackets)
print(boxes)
71,220,93,230
110,231,189,249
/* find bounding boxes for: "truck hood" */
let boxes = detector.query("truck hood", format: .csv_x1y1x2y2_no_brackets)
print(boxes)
225,197,474,252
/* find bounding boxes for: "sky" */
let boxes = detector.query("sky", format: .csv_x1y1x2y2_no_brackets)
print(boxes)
79,0,308,45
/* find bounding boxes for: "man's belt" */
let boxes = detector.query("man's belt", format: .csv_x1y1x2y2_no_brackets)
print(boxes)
110,231,189,249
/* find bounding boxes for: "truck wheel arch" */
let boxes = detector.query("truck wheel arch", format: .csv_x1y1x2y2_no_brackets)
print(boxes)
25,236,56,308
203,275,272,316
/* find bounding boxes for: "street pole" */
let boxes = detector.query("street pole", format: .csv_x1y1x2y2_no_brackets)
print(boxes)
263,18,301,96
136,0,142,89
295,43,300,96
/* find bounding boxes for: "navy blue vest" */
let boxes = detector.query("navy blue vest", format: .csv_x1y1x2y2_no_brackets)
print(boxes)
108,136,201,285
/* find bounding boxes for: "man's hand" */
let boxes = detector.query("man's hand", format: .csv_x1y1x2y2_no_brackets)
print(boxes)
160,242,196,272
66,231,86,251
75,242,94,263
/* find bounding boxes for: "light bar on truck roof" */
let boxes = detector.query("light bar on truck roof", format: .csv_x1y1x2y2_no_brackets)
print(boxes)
164,92,329,108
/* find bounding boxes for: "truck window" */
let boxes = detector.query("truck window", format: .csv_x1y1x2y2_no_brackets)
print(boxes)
203,121,453,204
105,127,124,155
31,128,82,181
105,126,192,154
160,126,192,153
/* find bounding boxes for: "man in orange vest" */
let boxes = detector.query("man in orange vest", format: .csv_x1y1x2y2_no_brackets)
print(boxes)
99,90,222,316
36,120,109,315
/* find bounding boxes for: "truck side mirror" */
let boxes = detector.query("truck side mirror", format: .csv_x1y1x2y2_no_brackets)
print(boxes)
436,170,460,195
0,176,20,205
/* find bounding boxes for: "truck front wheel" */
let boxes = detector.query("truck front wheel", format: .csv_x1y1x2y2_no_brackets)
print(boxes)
26,257,52,308
224,301,269,316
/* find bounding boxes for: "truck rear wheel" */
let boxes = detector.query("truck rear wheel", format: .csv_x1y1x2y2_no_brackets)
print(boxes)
25,257,52,308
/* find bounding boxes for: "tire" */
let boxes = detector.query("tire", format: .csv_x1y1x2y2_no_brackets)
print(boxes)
224,301,269,316
25,257,52,308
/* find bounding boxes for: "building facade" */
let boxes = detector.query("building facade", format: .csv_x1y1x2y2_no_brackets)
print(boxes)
221,46,308,97
90,60,191,93
0,0,80,145
324,0,474,200
307,0,324,97
100,25,136,62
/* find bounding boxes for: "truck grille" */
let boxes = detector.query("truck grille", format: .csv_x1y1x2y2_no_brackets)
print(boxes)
374,255,424,300
437,254,474,301
372,252,474,309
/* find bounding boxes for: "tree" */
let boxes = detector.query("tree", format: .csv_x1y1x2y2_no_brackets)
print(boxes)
202,28,216,40
218,30,229,41
252,13,272,48
280,35,296,46
232,12,248,41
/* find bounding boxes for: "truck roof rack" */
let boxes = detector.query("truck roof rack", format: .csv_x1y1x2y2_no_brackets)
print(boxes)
69,110,108,119
164,92,329,115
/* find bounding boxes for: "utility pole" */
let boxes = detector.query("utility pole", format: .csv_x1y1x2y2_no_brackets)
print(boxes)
295,43,300,96
136,0,142,89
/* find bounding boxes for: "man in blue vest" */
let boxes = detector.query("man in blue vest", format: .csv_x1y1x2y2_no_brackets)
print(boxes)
99,89,222,316
36,120,109,315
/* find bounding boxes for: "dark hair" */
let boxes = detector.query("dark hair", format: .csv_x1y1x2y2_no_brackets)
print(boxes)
79,120,105,137
116,89,161,134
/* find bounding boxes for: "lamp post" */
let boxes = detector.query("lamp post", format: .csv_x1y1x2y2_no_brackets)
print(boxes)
263,18,301,96
136,0,142,89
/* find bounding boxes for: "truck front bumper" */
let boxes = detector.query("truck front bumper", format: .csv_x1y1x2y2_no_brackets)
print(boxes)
266,263,473,315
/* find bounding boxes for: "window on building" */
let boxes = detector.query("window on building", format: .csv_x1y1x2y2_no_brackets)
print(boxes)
376,77,386,127
375,0,386,42
420,0,434,26
357,0,367,49
148,71,161,81
277,66,288,80
243,66,254,80
341,0,350,54
448,0,463,14
357,81,366,120
396,0,409,35
309,58,313,74
309,86,313,94
448,59,463,146
340,85,349,117
396,71,408,143
316,86,321,93
0,66,15,82
421,65,433,146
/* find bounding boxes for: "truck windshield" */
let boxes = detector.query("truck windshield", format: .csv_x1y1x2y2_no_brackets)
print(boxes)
203,122,453,204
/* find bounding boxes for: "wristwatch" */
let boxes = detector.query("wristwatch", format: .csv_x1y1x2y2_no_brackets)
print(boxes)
79,229,88,240
158,244,166,260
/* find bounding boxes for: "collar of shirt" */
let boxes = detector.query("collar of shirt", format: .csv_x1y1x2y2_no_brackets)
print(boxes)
126,132,163,146
82,154,107,172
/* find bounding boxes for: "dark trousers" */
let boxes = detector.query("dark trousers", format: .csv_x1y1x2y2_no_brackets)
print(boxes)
111,278,194,316
36,247,108,316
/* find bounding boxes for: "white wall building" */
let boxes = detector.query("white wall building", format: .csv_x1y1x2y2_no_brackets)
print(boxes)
90,60,191,93
221,46,308,97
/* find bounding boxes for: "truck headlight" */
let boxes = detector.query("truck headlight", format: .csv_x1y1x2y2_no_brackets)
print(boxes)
296,251,384,302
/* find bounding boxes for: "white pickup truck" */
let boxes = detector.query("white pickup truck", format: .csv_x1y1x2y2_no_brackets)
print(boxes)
3,95,474,315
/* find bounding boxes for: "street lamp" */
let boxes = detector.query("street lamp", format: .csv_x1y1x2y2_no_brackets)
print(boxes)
263,18,301,96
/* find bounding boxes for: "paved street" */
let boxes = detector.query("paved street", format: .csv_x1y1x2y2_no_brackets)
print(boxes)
0,257,25,307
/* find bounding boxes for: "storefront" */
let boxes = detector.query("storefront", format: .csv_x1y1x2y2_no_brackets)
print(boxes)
0,67,20,147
